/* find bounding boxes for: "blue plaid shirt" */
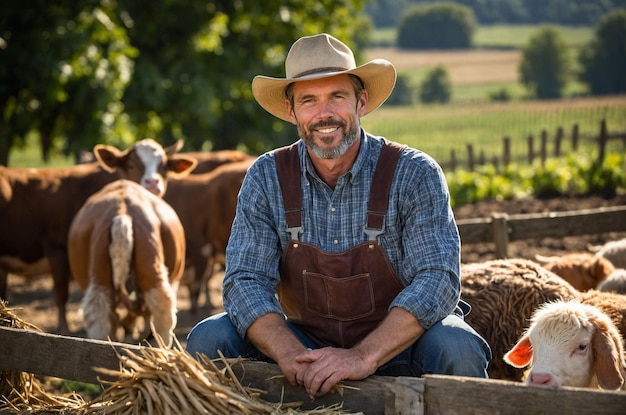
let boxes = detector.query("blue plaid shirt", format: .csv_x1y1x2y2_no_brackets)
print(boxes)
223,131,461,339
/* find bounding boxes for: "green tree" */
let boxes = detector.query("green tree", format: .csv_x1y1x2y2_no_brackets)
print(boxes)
396,2,476,50
419,65,452,104
0,1,371,165
578,9,626,95
519,26,571,99
0,1,136,165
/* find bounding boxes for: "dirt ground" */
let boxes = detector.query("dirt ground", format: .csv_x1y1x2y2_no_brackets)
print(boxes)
4,193,626,348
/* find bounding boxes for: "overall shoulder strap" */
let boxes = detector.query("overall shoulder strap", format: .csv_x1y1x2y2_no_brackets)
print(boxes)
275,140,406,240
275,143,303,237
365,140,406,240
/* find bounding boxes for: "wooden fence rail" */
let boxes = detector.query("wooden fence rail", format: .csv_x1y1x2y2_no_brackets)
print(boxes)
1,326,625,415
456,204,626,258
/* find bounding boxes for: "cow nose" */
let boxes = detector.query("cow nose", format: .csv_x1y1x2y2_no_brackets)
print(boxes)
143,178,162,195
528,373,554,385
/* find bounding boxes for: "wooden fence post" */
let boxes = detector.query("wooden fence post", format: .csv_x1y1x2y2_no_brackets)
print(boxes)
449,149,457,171
572,124,579,151
598,119,607,164
554,127,563,157
540,130,548,165
503,136,510,167
491,213,510,259
467,144,475,171
527,134,534,164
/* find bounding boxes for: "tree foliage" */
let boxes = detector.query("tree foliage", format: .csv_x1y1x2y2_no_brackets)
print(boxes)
0,0,136,164
519,26,571,99
366,0,626,27
578,9,626,95
419,66,452,104
397,2,476,50
0,0,370,165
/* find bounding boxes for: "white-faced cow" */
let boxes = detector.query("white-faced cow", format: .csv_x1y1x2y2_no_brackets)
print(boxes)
68,139,196,345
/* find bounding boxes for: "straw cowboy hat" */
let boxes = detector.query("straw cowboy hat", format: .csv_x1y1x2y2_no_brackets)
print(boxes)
252,33,397,122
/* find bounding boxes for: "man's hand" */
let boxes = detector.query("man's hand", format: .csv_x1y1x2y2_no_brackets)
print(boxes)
294,347,376,397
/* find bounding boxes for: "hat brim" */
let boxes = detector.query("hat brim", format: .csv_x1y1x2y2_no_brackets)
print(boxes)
252,59,396,122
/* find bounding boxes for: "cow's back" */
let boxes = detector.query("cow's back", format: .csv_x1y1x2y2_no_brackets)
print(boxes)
0,164,117,268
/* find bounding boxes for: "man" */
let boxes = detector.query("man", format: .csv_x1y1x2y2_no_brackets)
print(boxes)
186,33,491,398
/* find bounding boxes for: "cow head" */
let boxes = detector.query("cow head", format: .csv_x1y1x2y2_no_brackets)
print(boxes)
94,138,197,197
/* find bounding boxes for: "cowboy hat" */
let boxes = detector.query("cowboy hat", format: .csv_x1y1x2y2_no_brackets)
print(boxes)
252,33,396,122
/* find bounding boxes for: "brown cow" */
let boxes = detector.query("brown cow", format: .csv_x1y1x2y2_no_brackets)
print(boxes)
164,158,254,312
182,150,252,174
535,252,615,292
68,139,196,345
0,163,117,332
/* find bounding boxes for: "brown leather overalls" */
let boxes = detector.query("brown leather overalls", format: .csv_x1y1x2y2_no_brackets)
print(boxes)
275,141,406,348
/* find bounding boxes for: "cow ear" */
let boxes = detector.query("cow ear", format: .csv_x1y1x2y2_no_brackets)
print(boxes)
164,139,184,156
504,336,533,368
93,144,124,173
166,155,197,177
592,317,625,390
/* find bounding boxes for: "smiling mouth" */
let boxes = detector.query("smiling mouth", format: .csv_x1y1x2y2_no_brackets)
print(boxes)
316,126,339,134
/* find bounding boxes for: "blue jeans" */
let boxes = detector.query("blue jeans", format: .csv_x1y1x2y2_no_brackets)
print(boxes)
186,308,492,378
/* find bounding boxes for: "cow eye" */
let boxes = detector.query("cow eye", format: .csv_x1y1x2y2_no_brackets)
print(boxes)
577,343,588,352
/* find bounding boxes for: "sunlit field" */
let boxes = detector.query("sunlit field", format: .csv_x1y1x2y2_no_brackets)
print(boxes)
362,96,626,168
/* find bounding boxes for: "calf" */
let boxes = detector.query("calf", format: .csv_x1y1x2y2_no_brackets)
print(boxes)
68,139,196,345
504,300,626,390
165,158,254,311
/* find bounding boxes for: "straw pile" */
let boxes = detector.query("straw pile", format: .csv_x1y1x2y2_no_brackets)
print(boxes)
0,299,86,413
84,336,359,414
1,300,361,414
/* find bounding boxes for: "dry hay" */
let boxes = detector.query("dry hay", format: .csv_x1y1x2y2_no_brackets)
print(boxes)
0,303,360,415
83,337,358,415
0,299,86,413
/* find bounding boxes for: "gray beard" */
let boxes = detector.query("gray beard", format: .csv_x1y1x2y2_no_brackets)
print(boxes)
300,123,359,159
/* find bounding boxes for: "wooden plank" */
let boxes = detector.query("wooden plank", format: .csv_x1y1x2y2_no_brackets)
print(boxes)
456,217,493,244
456,205,626,246
223,361,425,414
0,326,142,384
508,205,626,240
423,374,626,415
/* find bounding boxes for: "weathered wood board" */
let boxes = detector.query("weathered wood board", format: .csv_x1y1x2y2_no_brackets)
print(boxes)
2,327,625,414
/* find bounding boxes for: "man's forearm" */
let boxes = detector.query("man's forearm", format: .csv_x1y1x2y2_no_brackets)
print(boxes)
353,307,425,372
246,312,307,362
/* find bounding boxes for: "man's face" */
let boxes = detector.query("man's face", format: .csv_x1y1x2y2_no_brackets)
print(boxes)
287,74,368,159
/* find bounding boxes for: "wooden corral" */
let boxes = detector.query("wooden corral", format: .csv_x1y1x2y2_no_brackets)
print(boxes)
457,204,626,258
1,326,624,415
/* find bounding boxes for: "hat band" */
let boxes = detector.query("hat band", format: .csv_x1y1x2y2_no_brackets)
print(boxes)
294,66,349,79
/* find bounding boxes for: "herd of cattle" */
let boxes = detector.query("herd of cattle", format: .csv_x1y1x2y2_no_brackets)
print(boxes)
1,139,625,392
0,139,254,345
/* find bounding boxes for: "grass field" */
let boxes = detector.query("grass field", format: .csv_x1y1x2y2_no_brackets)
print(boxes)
362,96,626,168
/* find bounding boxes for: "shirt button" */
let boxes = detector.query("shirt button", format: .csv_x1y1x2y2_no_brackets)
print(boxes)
333,239,339,245
330,207,336,212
